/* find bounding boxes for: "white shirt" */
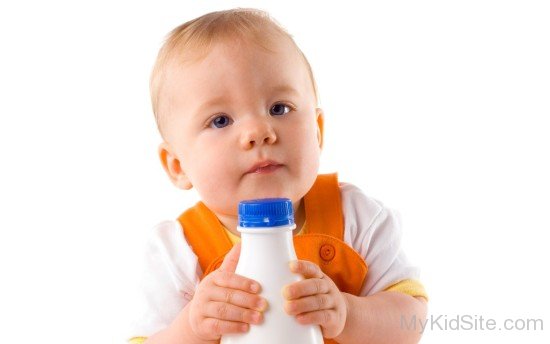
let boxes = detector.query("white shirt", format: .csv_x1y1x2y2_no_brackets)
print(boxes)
129,182,421,337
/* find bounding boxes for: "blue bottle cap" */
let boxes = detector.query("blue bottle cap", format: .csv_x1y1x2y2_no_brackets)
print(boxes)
238,198,295,228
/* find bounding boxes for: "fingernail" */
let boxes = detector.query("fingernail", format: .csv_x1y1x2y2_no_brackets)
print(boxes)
289,261,298,270
256,299,267,311
282,286,292,299
284,301,295,314
250,283,260,293
252,311,261,323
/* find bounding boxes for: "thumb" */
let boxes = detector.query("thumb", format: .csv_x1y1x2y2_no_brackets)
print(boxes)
218,242,241,273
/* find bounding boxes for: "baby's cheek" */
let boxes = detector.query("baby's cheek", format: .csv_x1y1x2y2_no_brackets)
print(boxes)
190,164,238,211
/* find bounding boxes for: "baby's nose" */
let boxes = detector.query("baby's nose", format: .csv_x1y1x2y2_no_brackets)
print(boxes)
239,118,277,149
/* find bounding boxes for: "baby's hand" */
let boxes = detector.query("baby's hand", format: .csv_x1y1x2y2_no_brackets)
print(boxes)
187,243,268,341
283,260,348,339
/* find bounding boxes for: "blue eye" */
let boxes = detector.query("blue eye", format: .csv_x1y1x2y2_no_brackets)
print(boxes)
270,103,291,116
209,115,232,128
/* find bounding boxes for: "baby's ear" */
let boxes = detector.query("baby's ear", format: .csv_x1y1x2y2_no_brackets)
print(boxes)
158,142,193,190
315,108,324,150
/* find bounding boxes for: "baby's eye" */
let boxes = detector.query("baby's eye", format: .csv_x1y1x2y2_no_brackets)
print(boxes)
270,103,292,116
208,115,233,129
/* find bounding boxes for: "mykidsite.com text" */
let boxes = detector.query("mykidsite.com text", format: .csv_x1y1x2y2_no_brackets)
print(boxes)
401,314,544,333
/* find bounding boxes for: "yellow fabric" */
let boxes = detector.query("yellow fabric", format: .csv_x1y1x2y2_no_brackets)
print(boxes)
224,228,239,244
128,337,147,344
384,279,429,301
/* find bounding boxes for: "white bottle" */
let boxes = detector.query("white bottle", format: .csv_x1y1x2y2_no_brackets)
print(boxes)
221,198,324,344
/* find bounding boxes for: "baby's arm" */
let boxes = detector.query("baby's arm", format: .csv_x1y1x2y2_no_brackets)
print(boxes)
145,243,267,344
143,301,207,343
335,292,427,344
335,184,428,342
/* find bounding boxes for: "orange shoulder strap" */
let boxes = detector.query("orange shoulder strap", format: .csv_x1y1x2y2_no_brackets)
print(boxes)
177,201,233,276
294,173,367,296
303,173,344,238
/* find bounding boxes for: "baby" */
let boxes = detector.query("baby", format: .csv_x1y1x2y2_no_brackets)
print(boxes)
129,8,427,344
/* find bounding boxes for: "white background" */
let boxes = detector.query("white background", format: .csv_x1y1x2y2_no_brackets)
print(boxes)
1,0,549,343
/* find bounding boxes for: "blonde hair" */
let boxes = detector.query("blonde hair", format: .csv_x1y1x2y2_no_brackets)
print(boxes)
150,8,319,139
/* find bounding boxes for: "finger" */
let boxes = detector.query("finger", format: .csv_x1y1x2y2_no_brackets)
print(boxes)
209,285,268,312
284,294,335,316
204,301,263,324
295,309,335,327
289,260,324,279
200,317,249,336
283,278,330,300
219,242,241,273
213,269,262,294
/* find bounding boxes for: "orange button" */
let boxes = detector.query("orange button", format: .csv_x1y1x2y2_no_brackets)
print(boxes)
319,244,336,261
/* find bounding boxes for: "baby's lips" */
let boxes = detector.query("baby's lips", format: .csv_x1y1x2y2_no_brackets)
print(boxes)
245,159,282,173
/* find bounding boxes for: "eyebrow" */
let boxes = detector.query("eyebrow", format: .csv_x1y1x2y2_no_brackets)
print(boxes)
268,84,300,97
195,84,300,115
195,95,229,115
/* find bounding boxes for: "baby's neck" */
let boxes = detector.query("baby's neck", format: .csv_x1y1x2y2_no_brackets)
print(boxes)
218,199,305,237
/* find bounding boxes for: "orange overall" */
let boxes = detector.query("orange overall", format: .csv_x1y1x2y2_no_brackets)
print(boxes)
179,174,368,343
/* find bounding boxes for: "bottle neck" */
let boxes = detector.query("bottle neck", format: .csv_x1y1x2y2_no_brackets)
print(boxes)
238,224,297,262
237,223,296,234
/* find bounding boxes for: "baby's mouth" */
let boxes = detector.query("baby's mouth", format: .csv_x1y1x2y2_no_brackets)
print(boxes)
250,164,282,174
246,160,283,174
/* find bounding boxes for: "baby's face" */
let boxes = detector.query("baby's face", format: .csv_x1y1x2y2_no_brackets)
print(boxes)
159,38,323,218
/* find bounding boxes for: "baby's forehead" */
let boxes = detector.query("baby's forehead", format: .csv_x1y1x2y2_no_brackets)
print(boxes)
163,44,308,119
170,33,296,67
164,36,310,95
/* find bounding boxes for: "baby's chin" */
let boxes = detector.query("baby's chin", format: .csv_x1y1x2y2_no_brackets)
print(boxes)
238,184,301,203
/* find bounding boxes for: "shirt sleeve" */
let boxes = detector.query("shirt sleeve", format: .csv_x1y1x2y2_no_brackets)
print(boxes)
384,279,428,300
340,183,422,297
128,220,201,339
